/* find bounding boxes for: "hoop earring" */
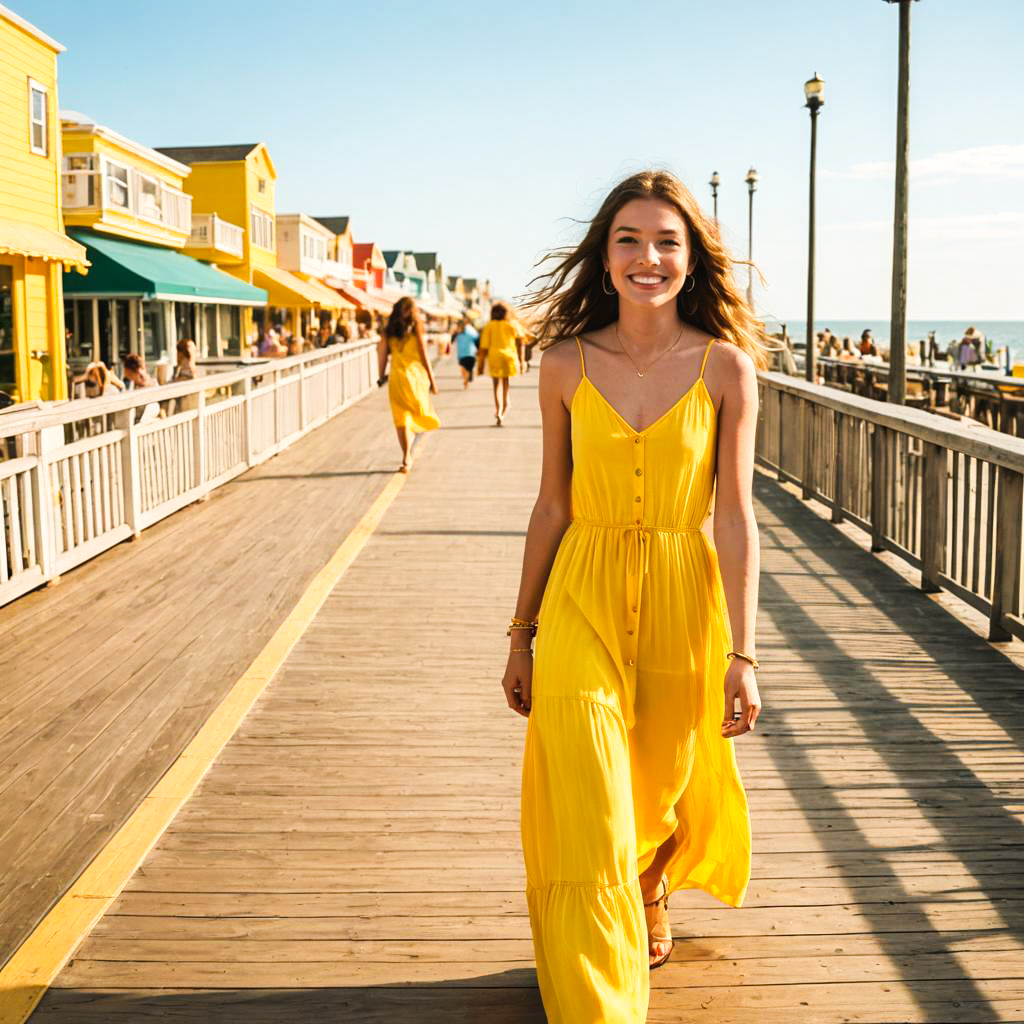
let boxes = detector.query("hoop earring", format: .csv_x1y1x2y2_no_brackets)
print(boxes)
602,269,617,296
684,274,696,293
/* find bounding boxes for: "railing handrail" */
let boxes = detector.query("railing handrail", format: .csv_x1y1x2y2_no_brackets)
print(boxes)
0,341,377,440
759,370,1024,472
0,340,379,607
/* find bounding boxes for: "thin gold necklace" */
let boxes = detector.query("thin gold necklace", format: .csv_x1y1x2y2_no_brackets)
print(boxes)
614,321,686,378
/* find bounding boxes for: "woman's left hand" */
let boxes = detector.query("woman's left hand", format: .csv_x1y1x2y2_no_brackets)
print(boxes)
721,659,761,738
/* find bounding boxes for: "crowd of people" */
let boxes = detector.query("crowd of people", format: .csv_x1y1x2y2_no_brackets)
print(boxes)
255,314,379,358
811,324,994,370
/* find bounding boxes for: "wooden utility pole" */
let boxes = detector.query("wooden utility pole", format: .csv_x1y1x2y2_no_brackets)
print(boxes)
886,0,917,405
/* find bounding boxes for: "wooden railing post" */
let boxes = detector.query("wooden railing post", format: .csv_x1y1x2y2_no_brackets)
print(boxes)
273,367,281,447
831,410,844,524
870,423,886,552
776,389,785,481
242,375,254,466
920,441,947,593
298,358,307,432
193,388,207,493
115,408,141,538
801,399,815,500
990,466,1023,641
33,426,59,578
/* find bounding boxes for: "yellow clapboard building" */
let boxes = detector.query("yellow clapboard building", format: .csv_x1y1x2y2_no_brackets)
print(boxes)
155,144,342,343
0,4,88,402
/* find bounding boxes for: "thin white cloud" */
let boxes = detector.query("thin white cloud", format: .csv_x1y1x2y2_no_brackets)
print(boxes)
824,144,1024,183
825,211,1024,240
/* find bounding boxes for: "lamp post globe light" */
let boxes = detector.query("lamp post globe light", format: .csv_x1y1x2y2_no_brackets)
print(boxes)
804,72,824,383
709,171,720,225
745,167,758,308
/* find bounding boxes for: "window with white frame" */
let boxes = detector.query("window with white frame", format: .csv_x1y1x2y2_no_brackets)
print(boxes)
302,233,325,262
62,153,98,207
250,205,274,250
28,79,48,155
105,159,130,210
136,173,162,222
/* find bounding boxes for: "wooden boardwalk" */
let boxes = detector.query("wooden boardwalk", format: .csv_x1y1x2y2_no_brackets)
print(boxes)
6,354,1024,1022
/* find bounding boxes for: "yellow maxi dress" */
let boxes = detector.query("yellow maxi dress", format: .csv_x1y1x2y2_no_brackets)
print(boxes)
521,336,751,1023
387,332,440,433
480,320,519,377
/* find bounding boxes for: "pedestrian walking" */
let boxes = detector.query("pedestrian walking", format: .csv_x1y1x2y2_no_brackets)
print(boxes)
378,296,439,473
452,319,480,388
476,302,520,425
505,169,765,1021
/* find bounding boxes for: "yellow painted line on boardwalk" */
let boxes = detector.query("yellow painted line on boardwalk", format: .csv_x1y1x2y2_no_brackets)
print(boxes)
0,460,419,1024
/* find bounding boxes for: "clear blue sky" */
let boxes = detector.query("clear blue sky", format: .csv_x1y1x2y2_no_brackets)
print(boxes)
18,0,1024,320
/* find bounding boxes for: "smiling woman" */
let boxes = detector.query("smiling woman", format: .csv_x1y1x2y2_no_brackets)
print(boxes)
505,170,776,1021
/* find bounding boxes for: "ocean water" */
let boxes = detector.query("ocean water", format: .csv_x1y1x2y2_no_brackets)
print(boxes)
764,320,1024,365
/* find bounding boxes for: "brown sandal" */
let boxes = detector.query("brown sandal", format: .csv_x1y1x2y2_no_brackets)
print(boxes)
643,875,674,970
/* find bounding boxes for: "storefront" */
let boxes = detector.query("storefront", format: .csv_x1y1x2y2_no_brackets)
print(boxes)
62,229,266,379
251,265,350,341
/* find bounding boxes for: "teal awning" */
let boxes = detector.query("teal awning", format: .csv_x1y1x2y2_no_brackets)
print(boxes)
63,230,266,306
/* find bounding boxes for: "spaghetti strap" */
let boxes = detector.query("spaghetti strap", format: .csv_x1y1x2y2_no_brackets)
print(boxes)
698,338,715,379
575,336,587,379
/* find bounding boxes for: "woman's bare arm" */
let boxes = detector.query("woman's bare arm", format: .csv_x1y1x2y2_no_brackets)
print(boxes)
710,343,762,736
502,345,574,716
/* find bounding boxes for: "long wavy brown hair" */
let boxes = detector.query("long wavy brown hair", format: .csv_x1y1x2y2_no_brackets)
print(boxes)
522,170,776,369
385,296,421,341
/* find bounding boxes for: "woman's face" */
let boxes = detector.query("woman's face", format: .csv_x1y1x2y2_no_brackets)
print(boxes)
605,198,693,308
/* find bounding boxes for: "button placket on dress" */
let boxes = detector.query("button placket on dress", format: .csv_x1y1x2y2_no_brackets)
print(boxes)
625,434,648,668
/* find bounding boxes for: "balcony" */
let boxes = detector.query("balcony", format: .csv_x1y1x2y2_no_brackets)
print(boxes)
321,257,352,283
62,154,192,239
187,213,244,260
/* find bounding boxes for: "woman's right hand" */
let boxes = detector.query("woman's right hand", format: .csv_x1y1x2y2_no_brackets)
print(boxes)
502,652,533,717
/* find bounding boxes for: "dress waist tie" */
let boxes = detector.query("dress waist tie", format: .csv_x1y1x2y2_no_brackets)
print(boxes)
571,518,703,640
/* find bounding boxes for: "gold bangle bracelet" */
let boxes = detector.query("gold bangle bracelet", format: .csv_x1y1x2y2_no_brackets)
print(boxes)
726,650,760,670
510,647,533,653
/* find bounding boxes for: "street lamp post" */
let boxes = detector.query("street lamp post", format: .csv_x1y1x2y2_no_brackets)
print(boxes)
804,72,824,384
709,171,720,225
745,167,758,308
884,0,918,405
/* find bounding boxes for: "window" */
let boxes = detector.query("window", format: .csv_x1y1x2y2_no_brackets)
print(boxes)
62,154,98,207
28,79,47,155
105,160,130,210
137,173,162,222
250,206,274,250
257,178,266,193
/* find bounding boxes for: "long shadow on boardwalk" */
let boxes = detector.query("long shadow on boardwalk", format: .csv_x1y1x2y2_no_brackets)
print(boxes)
29,971,545,1022
752,475,1024,1023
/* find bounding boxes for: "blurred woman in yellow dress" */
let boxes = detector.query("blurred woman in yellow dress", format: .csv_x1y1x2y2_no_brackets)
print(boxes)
476,302,521,426
378,296,439,473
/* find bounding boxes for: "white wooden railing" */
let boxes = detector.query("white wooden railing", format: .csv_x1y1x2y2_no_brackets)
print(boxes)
0,342,377,608
187,213,245,258
757,371,1024,643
